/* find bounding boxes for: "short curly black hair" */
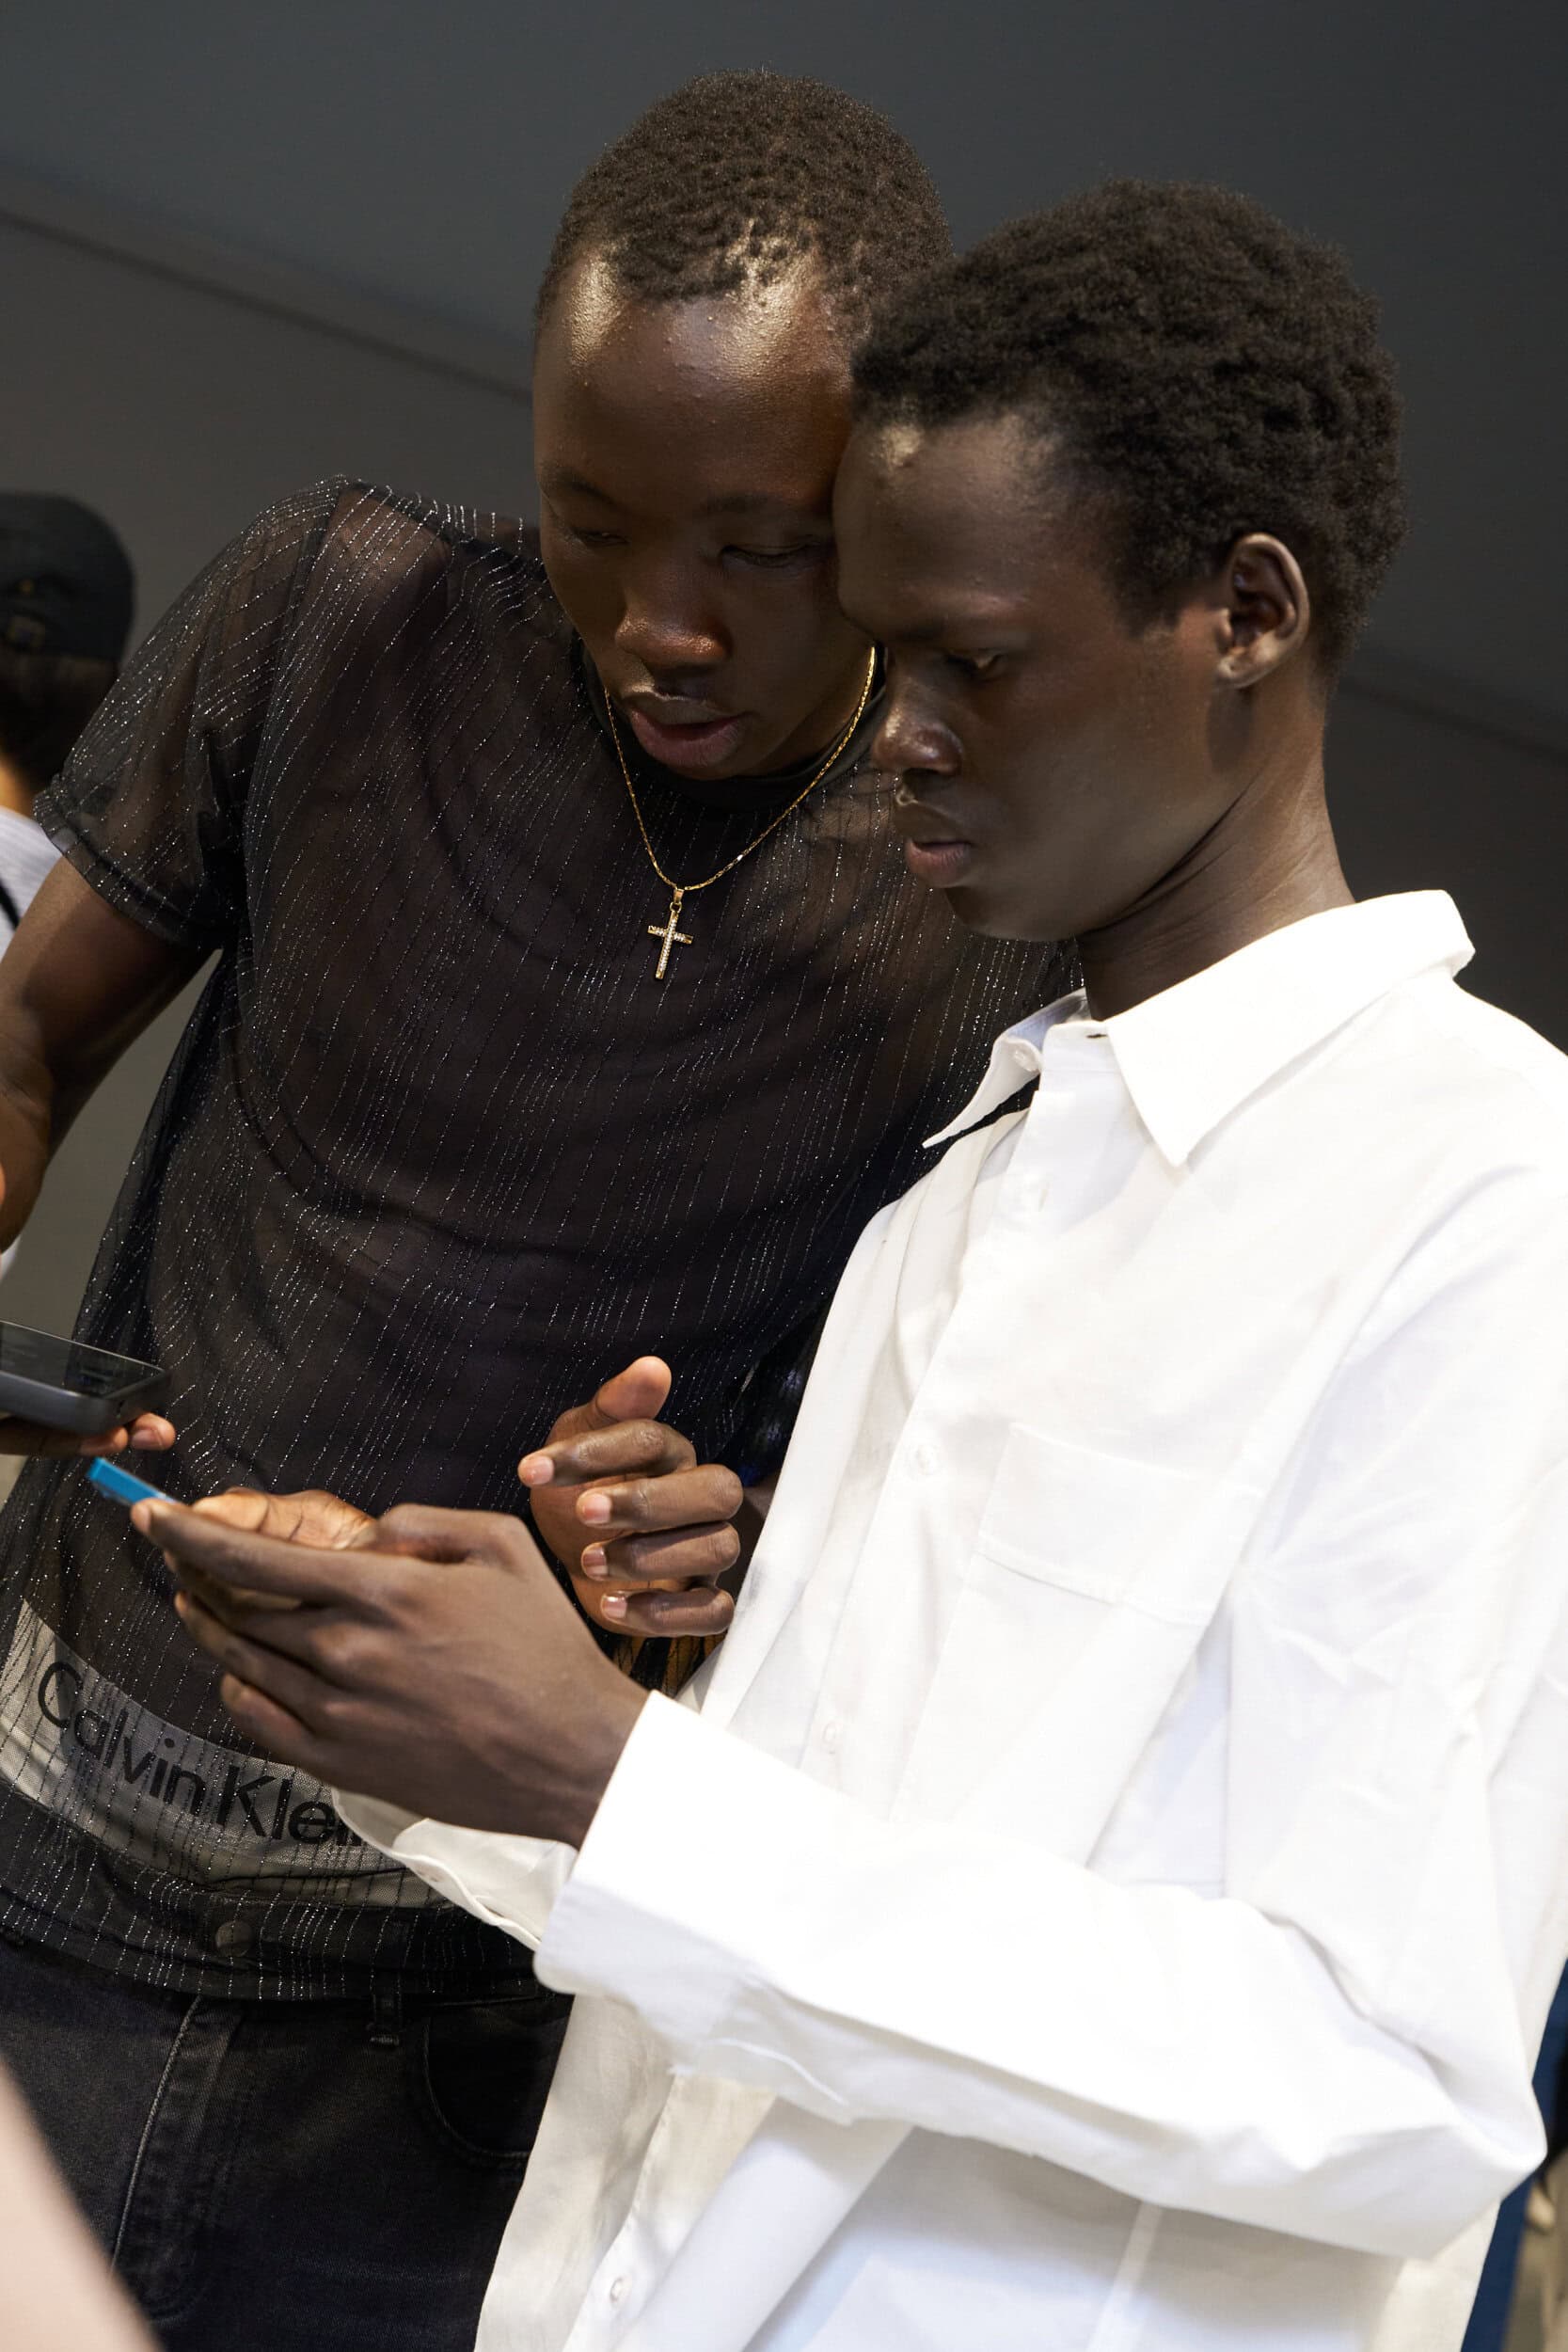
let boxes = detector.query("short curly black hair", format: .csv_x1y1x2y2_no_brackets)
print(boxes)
536,72,949,342
853,181,1404,671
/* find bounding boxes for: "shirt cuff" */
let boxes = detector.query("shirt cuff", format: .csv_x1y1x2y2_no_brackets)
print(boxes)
535,1692,847,2069
333,1788,576,1952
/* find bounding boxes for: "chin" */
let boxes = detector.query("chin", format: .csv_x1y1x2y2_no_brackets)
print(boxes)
942,883,1062,946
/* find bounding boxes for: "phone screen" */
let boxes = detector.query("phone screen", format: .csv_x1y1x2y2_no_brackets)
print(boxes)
0,1325,161,1396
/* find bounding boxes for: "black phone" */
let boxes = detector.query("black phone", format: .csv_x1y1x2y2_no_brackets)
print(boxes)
0,1323,169,1436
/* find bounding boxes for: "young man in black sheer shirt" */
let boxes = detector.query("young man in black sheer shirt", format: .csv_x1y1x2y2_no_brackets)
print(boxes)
0,74,1061,2352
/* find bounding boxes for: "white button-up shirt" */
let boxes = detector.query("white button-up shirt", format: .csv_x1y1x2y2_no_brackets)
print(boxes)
345,892,1568,2352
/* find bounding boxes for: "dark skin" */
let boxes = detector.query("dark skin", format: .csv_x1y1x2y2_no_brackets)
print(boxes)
837,413,1349,1008
0,871,190,1454
179,1357,747,1643
535,255,871,782
153,405,1353,1846
0,254,859,1597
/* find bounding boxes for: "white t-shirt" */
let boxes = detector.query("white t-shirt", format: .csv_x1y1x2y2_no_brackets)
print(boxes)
0,805,60,1274
0,804,59,942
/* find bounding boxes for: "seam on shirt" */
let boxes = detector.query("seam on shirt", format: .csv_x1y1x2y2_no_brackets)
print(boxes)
1085,2200,1163,2352
39,823,223,952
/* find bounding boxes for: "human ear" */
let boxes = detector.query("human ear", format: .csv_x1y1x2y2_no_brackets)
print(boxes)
1214,534,1311,687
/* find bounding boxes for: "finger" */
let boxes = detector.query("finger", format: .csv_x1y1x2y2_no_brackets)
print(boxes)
0,1417,133,1457
600,1585,736,1639
575,1463,742,1541
520,1357,673,1481
135,1500,381,1606
178,1589,370,1685
579,1521,741,1586
191,1486,378,1552
164,1553,300,1618
519,1417,694,1492
189,1489,274,1533
214,1673,328,1773
591,1355,673,1426
373,1502,542,1573
174,1588,335,1724
128,1415,177,1451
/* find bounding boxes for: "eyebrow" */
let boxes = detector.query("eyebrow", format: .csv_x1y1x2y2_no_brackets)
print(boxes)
538,468,614,503
694,492,819,522
537,474,822,527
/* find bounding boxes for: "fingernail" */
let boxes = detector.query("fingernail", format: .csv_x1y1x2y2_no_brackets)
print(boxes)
600,1595,627,1620
580,1546,608,1575
578,1493,610,1525
518,1454,552,1486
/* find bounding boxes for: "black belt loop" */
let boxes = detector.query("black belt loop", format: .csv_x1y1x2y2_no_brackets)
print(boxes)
367,1977,404,2048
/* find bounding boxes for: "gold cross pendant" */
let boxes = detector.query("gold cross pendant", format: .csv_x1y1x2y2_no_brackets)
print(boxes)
647,888,693,980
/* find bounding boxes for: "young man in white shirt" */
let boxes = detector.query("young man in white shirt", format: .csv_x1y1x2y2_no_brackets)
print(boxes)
146,181,1568,2350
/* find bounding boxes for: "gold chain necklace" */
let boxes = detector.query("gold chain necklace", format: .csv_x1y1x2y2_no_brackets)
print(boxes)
605,653,877,979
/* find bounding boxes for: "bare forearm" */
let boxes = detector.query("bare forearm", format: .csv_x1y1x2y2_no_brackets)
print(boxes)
0,861,198,1244
0,1074,51,1248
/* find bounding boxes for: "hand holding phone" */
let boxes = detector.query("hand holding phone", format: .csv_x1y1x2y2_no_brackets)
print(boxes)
0,1324,174,1457
92,1463,375,1613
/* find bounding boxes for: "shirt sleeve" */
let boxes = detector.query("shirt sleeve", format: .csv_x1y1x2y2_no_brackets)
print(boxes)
330,1791,577,1952
525,1181,1568,2265
35,482,342,949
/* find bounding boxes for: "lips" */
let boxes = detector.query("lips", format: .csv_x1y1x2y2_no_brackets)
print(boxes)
622,697,748,773
901,836,974,887
893,796,976,889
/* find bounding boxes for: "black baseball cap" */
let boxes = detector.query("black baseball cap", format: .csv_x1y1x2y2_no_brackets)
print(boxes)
0,495,135,662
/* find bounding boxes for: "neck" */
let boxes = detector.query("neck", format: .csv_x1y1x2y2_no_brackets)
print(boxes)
1079,708,1350,1020
0,758,35,821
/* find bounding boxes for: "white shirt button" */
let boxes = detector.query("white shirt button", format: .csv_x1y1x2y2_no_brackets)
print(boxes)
820,1720,840,1753
911,1441,938,1476
609,2275,629,2304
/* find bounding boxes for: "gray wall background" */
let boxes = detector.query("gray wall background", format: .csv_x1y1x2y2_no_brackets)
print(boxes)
0,0,1564,1332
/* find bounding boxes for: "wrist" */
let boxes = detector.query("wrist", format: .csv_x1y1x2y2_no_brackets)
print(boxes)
551,1676,647,1849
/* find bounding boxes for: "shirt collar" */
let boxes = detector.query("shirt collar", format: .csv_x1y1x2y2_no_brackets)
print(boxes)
927,893,1474,1165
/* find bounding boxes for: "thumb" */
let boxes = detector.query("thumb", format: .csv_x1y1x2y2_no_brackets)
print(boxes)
591,1355,673,1427
547,1356,672,1445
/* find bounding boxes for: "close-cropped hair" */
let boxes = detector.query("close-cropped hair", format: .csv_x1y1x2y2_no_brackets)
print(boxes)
0,647,119,790
853,181,1405,671
536,71,950,341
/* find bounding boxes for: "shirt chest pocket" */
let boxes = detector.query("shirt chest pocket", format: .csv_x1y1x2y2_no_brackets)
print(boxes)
894,1424,1257,1849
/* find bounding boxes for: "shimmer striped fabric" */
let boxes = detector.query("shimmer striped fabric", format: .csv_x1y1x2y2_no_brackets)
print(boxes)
0,482,1067,1998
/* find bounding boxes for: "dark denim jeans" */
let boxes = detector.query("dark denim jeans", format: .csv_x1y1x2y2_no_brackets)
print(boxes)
0,1931,570,2351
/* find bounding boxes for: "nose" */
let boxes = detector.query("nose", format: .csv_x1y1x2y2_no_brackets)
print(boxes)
870,679,959,782
615,555,727,683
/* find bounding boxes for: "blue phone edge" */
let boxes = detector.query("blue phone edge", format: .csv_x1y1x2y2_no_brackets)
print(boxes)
87,1456,168,1508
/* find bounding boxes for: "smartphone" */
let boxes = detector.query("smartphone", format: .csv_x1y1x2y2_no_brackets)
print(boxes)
0,1323,169,1436
87,1456,171,1507
88,1454,298,1611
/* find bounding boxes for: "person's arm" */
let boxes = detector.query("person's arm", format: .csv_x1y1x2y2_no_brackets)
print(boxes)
0,485,339,1453
2,480,342,1243
0,2064,156,2352
0,865,195,1453
143,1181,1568,2260
0,861,199,1246
487,1184,1568,2263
